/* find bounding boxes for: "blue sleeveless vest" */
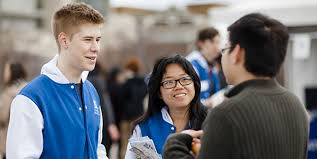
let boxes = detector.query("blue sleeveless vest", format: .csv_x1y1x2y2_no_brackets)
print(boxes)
138,112,176,154
19,75,101,159
210,70,221,94
191,60,211,100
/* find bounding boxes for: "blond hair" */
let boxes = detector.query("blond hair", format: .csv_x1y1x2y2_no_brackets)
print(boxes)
52,2,104,49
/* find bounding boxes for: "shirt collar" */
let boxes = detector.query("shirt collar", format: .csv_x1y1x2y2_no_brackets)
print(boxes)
225,79,280,98
41,54,89,84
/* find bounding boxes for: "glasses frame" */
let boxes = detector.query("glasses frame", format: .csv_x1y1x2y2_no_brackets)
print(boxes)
220,46,233,55
160,76,193,89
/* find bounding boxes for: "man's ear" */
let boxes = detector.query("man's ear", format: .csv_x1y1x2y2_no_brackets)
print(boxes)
58,32,69,49
230,44,244,65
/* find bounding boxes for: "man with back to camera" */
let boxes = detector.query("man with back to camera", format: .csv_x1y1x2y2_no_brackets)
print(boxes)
164,13,309,159
186,27,224,107
6,2,108,159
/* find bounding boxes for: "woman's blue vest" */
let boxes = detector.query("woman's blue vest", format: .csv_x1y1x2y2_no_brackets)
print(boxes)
139,112,176,154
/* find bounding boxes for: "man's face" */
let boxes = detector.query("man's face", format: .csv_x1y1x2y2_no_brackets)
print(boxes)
65,23,102,73
221,42,240,85
199,35,221,63
221,45,232,84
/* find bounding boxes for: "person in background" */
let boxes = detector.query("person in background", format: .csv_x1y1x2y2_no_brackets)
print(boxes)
120,57,147,159
210,55,227,93
164,13,309,159
6,3,107,158
107,67,126,159
88,62,120,156
0,61,27,159
207,55,230,107
125,55,207,158
186,27,222,107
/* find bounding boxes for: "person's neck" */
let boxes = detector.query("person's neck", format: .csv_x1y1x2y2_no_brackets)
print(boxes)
233,72,271,86
199,50,210,62
57,55,82,83
169,107,189,132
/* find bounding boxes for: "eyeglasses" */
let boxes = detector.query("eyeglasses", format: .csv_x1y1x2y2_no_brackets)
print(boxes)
219,46,233,55
160,76,193,89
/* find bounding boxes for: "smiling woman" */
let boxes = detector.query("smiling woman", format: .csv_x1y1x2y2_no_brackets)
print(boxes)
124,54,207,158
159,63,196,112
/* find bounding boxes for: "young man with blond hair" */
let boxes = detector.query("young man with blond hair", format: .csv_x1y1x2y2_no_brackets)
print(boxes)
6,3,108,159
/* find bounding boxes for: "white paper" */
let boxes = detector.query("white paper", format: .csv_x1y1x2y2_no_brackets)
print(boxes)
128,136,161,159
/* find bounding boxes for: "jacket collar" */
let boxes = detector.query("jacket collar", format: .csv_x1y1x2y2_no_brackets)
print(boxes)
187,50,209,69
41,55,88,84
161,107,173,125
225,79,281,98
